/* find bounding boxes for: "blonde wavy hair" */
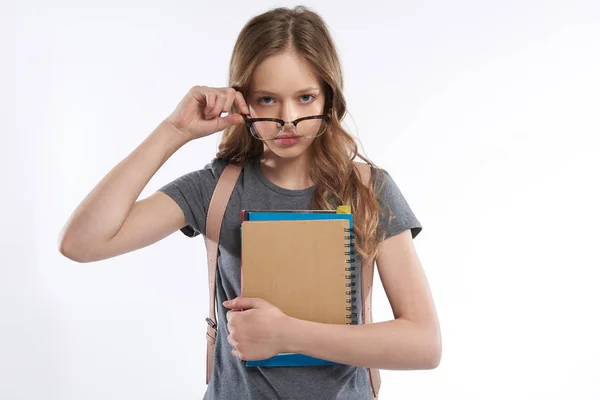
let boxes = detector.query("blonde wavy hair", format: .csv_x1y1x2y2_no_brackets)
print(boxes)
216,6,387,260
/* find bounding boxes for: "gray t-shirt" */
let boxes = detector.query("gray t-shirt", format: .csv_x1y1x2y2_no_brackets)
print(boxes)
158,157,422,400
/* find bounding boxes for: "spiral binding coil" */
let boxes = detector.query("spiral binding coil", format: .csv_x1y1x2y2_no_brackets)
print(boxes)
344,227,358,325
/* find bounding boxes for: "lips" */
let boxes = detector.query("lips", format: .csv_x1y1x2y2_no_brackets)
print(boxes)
275,135,302,147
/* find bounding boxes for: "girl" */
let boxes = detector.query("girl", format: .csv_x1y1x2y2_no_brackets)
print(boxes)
59,6,441,400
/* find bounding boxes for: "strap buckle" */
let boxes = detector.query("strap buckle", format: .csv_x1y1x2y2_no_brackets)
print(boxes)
205,318,217,330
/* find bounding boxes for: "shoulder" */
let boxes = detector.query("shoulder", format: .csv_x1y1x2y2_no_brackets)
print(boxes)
369,165,423,239
156,158,236,206
371,167,395,191
194,157,230,181
156,158,248,237
202,157,250,180
168,158,237,187
352,161,395,193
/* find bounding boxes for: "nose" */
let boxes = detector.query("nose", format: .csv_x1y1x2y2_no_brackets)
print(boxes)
279,102,299,135
280,100,297,125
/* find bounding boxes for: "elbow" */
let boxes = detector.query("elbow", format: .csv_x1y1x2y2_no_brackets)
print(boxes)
422,341,442,370
402,339,441,371
58,231,93,263
391,324,442,370
421,329,442,370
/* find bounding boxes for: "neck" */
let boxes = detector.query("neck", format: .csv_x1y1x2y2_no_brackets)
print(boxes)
259,148,314,190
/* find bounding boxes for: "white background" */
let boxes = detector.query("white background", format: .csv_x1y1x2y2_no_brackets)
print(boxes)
4,0,600,399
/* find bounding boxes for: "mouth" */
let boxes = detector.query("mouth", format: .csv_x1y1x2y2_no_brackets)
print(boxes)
278,135,301,139
274,135,302,147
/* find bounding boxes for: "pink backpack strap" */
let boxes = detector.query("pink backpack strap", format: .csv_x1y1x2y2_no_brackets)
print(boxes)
353,161,382,399
204,162,242,384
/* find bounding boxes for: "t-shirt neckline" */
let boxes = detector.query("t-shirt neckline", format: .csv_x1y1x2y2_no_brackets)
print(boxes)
250,158,316,198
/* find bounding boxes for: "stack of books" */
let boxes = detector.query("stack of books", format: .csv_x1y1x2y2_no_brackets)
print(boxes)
239,207,357,367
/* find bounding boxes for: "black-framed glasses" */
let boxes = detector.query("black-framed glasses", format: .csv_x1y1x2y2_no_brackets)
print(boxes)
243,113,331,141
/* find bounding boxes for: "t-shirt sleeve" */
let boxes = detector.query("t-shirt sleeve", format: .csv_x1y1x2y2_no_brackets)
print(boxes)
156,158,227,238
372,168,423,241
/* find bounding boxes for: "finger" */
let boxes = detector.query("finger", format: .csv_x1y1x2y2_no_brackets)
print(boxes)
213,114,244,133
203,91,216,118
221,88,237,114
224,297,260,310
234,90,250,115
206,92,227,120
189,86,206,104
227,334,237,347
232,348,243,360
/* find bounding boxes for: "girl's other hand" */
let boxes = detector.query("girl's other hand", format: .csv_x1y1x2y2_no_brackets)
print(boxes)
224,297,291,361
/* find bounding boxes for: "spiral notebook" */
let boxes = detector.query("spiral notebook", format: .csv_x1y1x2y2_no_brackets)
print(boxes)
240,209,357,367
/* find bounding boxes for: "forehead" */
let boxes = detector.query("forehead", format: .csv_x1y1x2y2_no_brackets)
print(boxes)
249,51,321,94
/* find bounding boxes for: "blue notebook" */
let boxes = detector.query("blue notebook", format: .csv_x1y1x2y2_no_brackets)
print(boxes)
239,209,356,368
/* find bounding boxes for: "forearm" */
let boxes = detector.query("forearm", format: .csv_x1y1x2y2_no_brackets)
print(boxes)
282,317,441,370
59,121,188,249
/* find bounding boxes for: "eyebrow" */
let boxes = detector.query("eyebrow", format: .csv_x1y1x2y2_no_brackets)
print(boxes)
251,87,321,96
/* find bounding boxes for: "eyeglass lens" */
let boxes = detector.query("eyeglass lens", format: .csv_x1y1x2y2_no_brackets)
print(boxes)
250,118,327,140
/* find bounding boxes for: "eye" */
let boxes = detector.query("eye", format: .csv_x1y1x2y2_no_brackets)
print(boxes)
258,96,275,105
299,94,315,103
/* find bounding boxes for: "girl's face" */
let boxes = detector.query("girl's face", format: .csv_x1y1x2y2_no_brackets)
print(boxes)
247,50,326,159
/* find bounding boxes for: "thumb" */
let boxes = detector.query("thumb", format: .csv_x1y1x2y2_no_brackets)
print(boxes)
223,297,261,310
215,113,244,131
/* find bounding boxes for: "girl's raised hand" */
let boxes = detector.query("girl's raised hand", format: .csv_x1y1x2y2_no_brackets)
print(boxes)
165,85,250,142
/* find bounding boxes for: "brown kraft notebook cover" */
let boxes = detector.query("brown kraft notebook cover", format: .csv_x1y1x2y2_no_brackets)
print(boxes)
241,219,352,325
